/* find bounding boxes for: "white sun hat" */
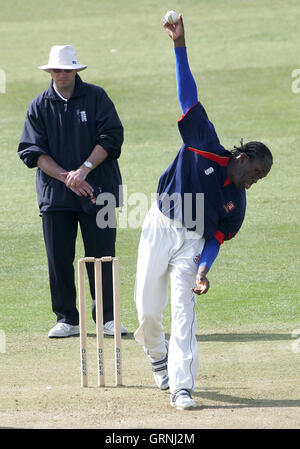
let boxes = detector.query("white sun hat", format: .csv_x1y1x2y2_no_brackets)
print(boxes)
38,45,87,72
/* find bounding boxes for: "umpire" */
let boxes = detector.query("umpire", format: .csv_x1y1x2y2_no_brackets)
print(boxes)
18,45,127,338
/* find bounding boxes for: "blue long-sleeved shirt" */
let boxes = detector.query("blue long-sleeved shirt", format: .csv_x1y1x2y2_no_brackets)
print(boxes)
175,46,220,271
157,46,246,268
175,46,198,115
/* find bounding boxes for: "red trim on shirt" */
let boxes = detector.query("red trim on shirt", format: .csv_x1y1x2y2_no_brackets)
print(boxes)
187,147,231,167
214,230,225,245
223,177,232,187
178,102,199,122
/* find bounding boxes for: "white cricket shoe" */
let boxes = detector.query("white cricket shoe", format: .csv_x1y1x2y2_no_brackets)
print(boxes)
170,390,197,410
151,341,169,390
103,320,128,336
48,323,79,338
153,369,169,390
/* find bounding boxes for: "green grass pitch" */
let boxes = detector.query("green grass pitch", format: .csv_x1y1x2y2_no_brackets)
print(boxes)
0,0,299,429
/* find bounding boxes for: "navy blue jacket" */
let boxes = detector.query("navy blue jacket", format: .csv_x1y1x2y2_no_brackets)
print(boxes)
18,74,123,212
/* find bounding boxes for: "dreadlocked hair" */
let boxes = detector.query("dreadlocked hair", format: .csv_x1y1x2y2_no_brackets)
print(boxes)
232,138,273,166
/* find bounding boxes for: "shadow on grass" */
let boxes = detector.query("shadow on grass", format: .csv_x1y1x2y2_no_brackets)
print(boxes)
113,332,299,411
194,389,300,409
193,333,293,342
117,384,300,410
86,332,293,342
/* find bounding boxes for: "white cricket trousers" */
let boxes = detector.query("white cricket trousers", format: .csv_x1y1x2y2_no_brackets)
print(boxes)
134,202,205,394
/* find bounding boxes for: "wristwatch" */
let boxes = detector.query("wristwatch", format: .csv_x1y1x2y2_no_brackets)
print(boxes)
84,161,93,169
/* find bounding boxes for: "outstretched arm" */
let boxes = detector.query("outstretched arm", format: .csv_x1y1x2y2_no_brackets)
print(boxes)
163,15,198,114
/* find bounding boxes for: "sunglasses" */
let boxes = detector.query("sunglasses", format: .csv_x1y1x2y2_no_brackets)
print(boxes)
52,69,74,73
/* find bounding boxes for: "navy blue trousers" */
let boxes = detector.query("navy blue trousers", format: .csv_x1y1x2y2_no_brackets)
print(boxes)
42,211,116,325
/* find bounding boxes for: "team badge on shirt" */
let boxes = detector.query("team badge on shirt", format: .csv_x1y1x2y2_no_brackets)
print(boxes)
204,167,214,175
223,201,235,213
193,253,201,265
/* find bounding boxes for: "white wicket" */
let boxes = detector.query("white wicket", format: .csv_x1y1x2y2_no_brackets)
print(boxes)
78,256,122,387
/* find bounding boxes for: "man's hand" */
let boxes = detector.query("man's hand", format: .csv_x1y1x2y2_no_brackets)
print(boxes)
37,154,94,198
64,167,89,189
191,269,210,295
60,171,94,197
62,143,108,197
163,14,185,46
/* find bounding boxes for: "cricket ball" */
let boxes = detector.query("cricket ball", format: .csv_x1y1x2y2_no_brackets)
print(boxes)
165,10,179,25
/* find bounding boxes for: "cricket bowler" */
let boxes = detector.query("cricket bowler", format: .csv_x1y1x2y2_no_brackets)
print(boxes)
134,14,273,410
